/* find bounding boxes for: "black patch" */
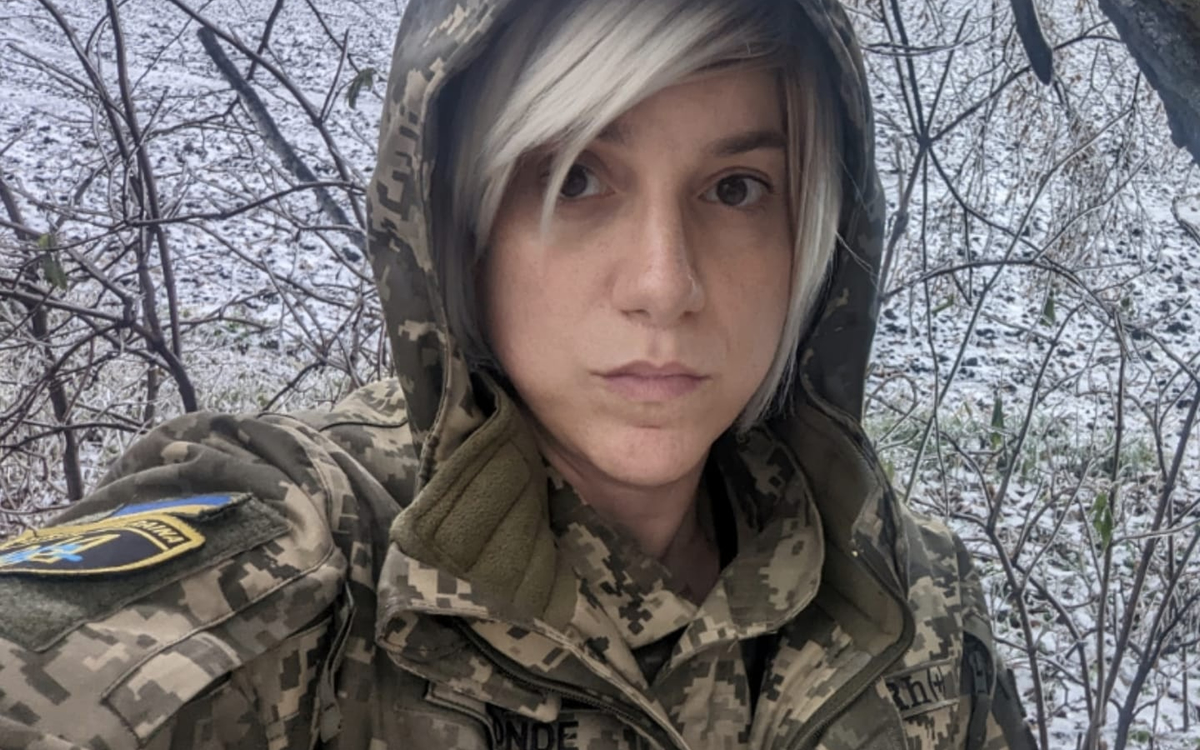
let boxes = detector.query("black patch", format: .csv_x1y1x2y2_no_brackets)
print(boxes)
492,713,580,750
0,515,204,576
0,497,289,651
0,494,252,578
885,658,959,718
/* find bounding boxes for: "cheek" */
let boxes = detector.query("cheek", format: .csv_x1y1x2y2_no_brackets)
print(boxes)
483,243,537,367
712,233,793,362
482,233,585,382
747,271,791,372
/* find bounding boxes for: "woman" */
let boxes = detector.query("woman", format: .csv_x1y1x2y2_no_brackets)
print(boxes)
0,0,1037,747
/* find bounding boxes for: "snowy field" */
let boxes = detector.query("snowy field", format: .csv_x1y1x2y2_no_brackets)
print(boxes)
1,0,1198,747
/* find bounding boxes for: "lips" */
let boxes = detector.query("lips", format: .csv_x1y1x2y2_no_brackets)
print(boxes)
600,361,708,402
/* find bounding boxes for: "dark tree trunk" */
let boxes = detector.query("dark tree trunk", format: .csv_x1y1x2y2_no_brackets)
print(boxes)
1098,0,1200,166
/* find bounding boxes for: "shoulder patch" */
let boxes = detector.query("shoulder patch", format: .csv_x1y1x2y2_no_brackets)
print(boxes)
110,492,245,519
0,494,289,651
0,494,249,578
0,513,203,576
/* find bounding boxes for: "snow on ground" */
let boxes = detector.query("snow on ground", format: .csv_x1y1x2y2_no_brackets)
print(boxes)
1,0,397,494
1,0,1198,746
846,0,1200,744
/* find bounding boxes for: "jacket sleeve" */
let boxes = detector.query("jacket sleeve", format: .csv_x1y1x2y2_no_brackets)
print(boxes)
955,536,1040,750
0,406,391,750
139,592,352,750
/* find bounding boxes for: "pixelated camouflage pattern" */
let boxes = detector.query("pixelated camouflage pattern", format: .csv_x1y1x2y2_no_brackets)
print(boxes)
0,0,1039,747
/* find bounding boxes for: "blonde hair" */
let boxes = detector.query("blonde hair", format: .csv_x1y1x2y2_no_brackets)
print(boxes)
436,0,843,429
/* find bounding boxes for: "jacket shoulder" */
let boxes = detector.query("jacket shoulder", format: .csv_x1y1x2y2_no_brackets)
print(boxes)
888,508,1039,749
288,378,419,506
898,510,982,633
0,406,371,748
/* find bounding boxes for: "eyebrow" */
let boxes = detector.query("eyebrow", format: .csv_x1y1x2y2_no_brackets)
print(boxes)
709,129,787,157
595,123,786,157
596,120,632,145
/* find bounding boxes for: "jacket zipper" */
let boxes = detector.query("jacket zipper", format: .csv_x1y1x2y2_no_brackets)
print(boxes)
383,584,910,750
452,622,691,750
784,544,915,750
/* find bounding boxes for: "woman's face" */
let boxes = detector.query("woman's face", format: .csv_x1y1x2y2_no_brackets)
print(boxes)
484,67,792,492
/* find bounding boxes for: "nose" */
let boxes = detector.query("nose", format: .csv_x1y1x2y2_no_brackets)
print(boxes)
611,197,705,326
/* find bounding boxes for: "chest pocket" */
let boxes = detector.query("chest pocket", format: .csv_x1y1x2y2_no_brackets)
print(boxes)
414,683,495,750
814,684,909,750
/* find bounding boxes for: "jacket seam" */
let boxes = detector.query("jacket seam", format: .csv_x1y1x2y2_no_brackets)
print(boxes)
316,418,410,432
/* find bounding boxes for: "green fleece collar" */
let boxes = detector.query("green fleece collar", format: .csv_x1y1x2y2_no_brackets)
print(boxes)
388,375,576,623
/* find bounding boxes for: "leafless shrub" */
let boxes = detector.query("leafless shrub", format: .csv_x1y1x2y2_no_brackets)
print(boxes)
0,0,389,526
852,0,1200,746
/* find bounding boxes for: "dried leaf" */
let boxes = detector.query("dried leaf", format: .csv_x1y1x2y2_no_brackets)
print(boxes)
990,394,1005,450
1091,492,1114,549
41,253,68,291
346,67,377,110
1041,286,1056,326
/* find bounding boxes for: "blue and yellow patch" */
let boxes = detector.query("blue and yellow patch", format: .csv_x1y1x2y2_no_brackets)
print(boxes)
110,493,243,519
0,494,246,577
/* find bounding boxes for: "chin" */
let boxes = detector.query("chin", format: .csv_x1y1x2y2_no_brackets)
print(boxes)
588,423,715,490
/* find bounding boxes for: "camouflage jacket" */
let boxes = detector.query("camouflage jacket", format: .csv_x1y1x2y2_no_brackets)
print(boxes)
0,0,1039,748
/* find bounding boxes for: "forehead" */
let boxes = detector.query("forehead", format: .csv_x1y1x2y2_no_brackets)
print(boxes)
595,67,784,147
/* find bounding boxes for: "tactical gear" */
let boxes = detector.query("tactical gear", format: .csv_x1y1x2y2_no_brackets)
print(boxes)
0,0,1039,747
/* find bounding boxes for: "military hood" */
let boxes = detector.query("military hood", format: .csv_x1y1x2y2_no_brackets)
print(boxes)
366,0,902,628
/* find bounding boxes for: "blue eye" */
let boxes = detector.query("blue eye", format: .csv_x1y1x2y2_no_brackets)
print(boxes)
559,164,603,199
705,176,770,207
